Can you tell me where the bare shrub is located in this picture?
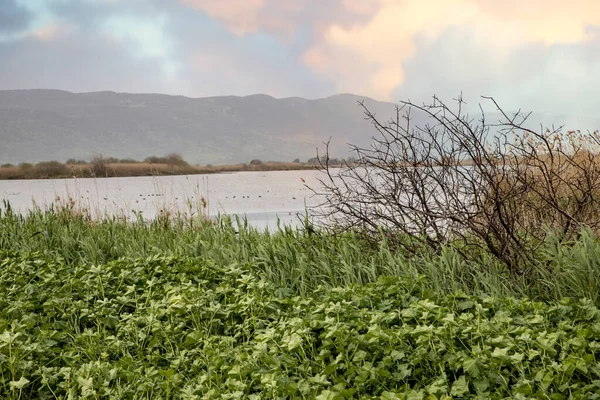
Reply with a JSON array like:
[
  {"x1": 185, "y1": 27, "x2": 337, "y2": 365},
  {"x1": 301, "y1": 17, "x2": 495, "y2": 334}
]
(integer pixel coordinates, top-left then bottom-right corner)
[
  {"x1": 311, "y1": 95, "x2": 600, "y2": 272},
  {"x1": 91, "y1": 155, "x2": 109, "y2": 177}
]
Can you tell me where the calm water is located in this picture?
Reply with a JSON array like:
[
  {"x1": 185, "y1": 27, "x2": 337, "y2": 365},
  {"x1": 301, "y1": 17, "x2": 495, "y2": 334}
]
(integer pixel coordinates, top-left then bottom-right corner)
[{"x1": 0, "y1": 170, "x2": 327, "y2": 230}]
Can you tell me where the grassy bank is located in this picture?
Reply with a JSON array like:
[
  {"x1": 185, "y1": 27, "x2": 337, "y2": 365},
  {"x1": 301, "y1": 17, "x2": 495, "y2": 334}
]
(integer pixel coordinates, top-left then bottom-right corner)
[
  {"x1": 0, "y1": 161, "x2": 318, "y2": 180},
  {"x1": 2, "y1": 206, "x2": 600, "y2": 398},
  {"x1": 3, "y1": 204, "x2": 600, "y2": 302}
]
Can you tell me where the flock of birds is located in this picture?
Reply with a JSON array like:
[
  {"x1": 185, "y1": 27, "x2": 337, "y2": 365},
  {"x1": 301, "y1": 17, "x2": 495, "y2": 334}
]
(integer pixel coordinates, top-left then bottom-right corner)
[{"x1": 132, "y1": 192, "x2": 297, "y2": 201}]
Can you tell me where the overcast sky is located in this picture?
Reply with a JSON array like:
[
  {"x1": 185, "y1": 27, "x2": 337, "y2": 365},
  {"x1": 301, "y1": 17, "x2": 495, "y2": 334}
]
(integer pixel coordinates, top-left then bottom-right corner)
[{"x1": 1, "y1": 0, "x2": 600, "y2": 115}]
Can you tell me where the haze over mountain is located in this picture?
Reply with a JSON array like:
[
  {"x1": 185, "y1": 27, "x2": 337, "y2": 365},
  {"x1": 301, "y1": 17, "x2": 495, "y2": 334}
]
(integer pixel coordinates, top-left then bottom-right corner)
[
  {"x1": 0, "y1": 89, "x2": 401, "y2": 165},
  {"x1": 1, "y1": 89, "x2": 599, "y2": 165}
]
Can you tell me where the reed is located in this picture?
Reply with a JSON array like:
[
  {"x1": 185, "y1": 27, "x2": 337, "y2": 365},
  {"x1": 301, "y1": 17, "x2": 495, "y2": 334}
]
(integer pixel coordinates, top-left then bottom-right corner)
[{"x1": 2, "y1": 201, "x2": 600, "y2": 303}]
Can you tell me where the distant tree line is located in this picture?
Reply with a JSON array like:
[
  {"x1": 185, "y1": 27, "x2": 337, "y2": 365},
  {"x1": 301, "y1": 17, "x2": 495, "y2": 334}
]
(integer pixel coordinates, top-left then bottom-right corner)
[
  {"x1": 0, "y1": 152, "x2": 356, "y2": 180},
  {"x1": 2, "y1": 153, "x2": 355, "y2": 170},
  {"x1": 0, "y1": 153, "x2": 194, "y2": 179},
  {"x1": 306, "y1": 155, "x2": 358, "y2": 166}
]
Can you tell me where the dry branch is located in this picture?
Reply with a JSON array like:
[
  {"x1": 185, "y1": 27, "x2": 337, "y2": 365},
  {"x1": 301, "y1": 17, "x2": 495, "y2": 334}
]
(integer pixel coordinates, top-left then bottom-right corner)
[{"x1": 310, "y1": 95, "x2": 600, "y2": 272}]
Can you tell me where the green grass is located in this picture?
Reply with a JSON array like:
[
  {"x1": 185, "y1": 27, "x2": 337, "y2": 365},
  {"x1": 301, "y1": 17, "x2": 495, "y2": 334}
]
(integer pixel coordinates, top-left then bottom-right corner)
[
  {"x1": 2, "y1": 203, "x2": 600, "y2": 302},
  {"x1": 3, "y1": 204, "x2": 600, "y2": 398}
]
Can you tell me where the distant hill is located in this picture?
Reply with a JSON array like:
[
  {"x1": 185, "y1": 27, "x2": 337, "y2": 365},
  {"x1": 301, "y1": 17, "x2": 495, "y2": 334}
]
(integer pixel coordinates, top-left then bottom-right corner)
[
  {"x1": 1, "y1": 89, "x2": 598, "y2": 165},
  {"x1": 0, "y1": 89, "x2": 398, "y2": 164}
]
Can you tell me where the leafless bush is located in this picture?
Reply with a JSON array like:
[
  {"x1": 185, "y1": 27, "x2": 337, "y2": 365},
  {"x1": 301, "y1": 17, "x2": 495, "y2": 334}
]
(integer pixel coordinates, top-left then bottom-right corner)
[
  {"x1": 311, "y1": 95, "x2": 600, "y2": 272},
  {"x1": 91, "y1": 155, "x2": 108, "y2": 177}
]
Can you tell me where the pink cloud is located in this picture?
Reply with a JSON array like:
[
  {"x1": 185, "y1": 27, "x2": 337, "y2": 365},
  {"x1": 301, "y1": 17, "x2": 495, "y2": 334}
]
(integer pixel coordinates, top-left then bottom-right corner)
[
  {"x1": 182, "y1": 0, "x2": 600, "y2": 100},
  {"x1": 181, "y1": 0, "x2": 380, "y2": 37},
  {"x1": 304, "y1": 0, "x2": 600, "y2": 100},
  {"x1": 182, "y1": 0, "x2": 266, "y2": 35},
  {"x1": 30, "y1": 24, "x2": 64, "y2": 41}
]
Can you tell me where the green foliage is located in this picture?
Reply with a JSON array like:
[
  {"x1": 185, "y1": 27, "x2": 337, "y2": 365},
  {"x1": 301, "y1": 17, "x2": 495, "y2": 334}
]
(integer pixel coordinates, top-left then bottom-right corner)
[
  {"x1": 2, "y1": 208, "x2": 600, "y2": 397},
  {"x1": 33, "y1": 161, "x2": 70, "y2": 178},
  {"x1": 65, "y1": 159, "x2": 88, "y2": 165},
  {"x1": 2, "y1": 251, "x2": 600, "y2": 398},
  {"x1": 144, "y1": 153, "x2": 189, "y2": 167},
  {"x1": 3, "y1": 206, "x2": 600, "y2": 301}
]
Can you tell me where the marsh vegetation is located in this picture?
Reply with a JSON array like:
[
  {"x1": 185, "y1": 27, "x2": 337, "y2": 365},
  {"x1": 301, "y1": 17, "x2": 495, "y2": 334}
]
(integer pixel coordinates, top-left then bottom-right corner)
[
  {"x1": 3, "y1": 204, "x2": 600, "y2": 398},
  {"x1": 0, "y1": 154, "x2": 323, "y2": 180},
  {"x1": 2, "y1": 96, "x2": 600, "y2": 398}
]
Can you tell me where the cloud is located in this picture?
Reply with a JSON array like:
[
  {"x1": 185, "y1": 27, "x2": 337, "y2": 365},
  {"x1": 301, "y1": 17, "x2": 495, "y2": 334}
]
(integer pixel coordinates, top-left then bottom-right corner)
[
  {"x1": 102, "y1": 14, "x2": 180, "y2": 78},
  {"x1": 2, "y1": 0, "x2": 600, "y2": 119},
  {"x1": 180, "y1": 0, "x2": 600, "y2": 100},
  {"x1": 181, "y1": 0, "x2": 380, "y2": 38},
  {"x1": 396, "y1": 24, "x2": 600, "y2": 116},
  {"x1": 0, "y1": 0, "x2": 332, "y2": 99},
  {"x1": 29, "y1": 23, "x2": 74, "y2": 41},
  {"x1": 0, "y1": 0, "x2": 33, "y2": 35},
  {"x1": 472, "y1": 0, "x2": 600, "y2": 45},
  {"x1": 0, "y1": 0, "x2": 185, "y2": 93},
  {"x1": 302, "y1": 0, "x2": 600, "y2": 100},
  {"x1": 181, "y1": 0, "x2": 266, "y2": 35},
  {"x1": 185, "y1": 38, "x2": 333, "y2": 98},
  {"x1": 0, "y1": 29, "x2": 175, "y2": 94}
]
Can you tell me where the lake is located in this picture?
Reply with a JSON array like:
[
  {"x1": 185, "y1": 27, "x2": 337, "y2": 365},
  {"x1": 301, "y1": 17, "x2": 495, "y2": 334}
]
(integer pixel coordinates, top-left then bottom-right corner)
[{"x1": 0, "y1": 170, "x2": 328, "y2": 230}]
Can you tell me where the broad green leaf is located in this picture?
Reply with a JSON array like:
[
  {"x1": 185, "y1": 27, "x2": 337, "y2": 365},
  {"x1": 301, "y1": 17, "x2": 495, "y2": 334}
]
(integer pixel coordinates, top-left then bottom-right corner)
[
  {"x1": 316, "y1": 390, "x2": 339, "y2": 400},
  {"x1": 463, "y1": 357, "x2": 482, "y2": 377},
  {"x1": 9, "y1": 377, "x2": 30, "y2": 390},
  {"x1": 451, "y1": 375, "x2": 470, "y2": 397}
]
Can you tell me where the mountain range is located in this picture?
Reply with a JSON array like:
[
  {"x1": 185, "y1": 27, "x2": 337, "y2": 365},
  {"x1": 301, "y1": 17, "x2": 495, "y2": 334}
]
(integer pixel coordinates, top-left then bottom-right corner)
[
  {"x1": 1, "y1": 89, "x2": 598, "y2": 165},
  {"x1": 0, "y1": 89, "x2": 398, "y2": 165}
]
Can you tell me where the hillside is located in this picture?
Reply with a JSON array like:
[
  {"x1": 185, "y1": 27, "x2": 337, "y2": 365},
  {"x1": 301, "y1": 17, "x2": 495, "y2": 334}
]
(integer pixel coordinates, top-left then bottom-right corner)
[
  {"x1": 0, "y1": 90, "x2": 397, "y2": 164},
  {"x1": 2, "y1": 89, "x2": 599, "y2": 165}
]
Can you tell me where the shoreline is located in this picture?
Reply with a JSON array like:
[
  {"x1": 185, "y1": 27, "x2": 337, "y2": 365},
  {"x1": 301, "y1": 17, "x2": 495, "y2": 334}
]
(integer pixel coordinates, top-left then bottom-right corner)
[{"x1": 0, "y1": 161, "x2": 321, "y2": 180}]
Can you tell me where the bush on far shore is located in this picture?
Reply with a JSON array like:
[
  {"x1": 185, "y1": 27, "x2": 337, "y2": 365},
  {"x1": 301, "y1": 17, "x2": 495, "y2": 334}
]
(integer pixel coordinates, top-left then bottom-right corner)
[{"x1": 0, "y1": 153, "x2": 318, "y2": 179}]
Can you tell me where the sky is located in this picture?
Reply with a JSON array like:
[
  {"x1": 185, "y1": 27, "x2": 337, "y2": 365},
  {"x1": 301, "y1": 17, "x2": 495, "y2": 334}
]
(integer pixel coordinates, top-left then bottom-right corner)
[{"x1": 1, "y1": 0, "x2": 600, "y2": 115}]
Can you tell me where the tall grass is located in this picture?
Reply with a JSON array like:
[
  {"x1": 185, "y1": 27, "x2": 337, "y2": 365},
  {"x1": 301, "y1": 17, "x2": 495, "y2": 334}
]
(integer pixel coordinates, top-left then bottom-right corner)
[{"x1": 2, "y1": 201, "x2": 600, "y2": 303}]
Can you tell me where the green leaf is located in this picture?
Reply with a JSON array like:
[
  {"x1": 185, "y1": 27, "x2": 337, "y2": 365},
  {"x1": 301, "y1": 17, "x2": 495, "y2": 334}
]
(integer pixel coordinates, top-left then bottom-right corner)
[
  {"x1": 286, "y1": 333, "x2": 303, "y2": 351},
  {"x1": 528, "y1": 349, "x2": 541, "y2": 360},
  {"x1": 491, "y1": 347, "x2": 510, "y2": 359},
  {"x1": 353, "y1": 350, "x2": 367, "y2": 362},
  {"x1": 472, "y1": 378, "x2": 489, "y2": 393},
  {"x1": 463, "y1": 357, "x2": 482, "y2": 377},
  {"x1": 549, "y1": 394, "x2": 566, "y2": 400},
  {"x1": 419, "y1": 299, "x2": 439, "y2": 311},
  {"x1": 458, "y1": 300, "x2": 475, "y2": 310},
  {"x1": 9, "y1": 377, "x2": 30, "y2": 390},
  {"x1": 528, "y1": 314, "x2": 544, "y2": 325},
  {"x1": 451, "y1": 375, "x2": 470, "y2": 397},
  {"x1": 427, "y1": 376, "x2": 447, "y2": 395},
  {"x1": 316, "y1": 390, "x2": 339, "y2": 400},
  {"x1": 0, "y1": 330, "x2": 19, "y2": 344},
  {"x1": 159, "y1": 368, "x2": 175, "y2": 378},
  {"x1": 510, "y1": 352, "x2": 524, "y2": 363}
]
